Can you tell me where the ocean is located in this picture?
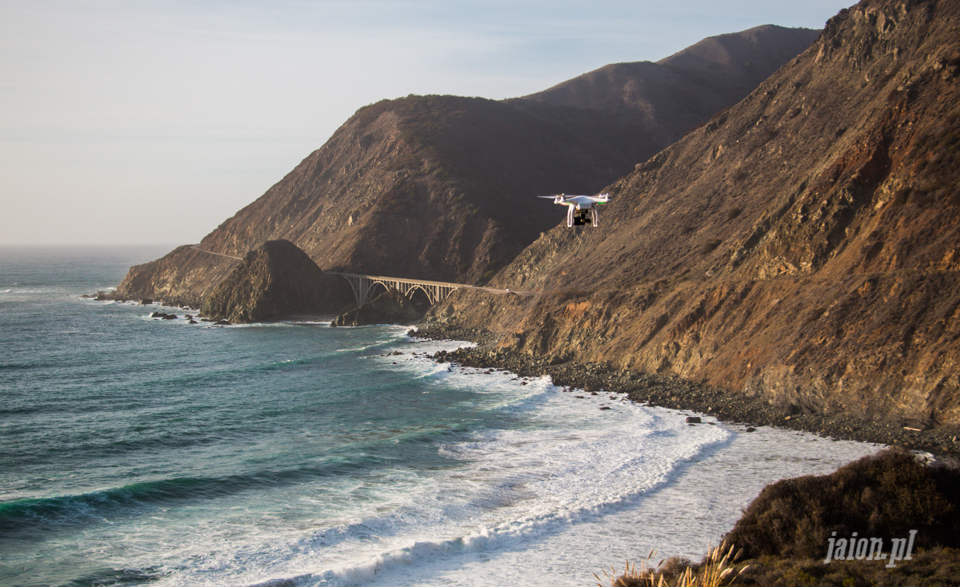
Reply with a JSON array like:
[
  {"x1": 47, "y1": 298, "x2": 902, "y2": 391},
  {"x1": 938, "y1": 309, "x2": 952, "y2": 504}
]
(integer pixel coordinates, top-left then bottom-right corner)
[{"x1": 0, "y1": 246, "x2": 882, "y2": 587}]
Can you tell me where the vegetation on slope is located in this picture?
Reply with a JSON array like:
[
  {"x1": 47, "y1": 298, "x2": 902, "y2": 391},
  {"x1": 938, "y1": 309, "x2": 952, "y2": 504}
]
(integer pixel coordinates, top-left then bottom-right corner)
[{"x1": 599, "y1": 449, "x2": 960, "y2": 586}]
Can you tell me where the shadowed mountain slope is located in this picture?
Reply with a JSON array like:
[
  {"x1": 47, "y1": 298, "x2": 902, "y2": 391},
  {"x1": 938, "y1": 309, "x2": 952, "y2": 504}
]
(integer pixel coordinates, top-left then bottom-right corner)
[
  {"x1": 435, "y1": 0, "x2": 960, "y2": 427},
  {"x1": 198, "y1": 97, "x2": 648, "y2": 282},
  {"x1": 521, "y1": 25, "x2": 820, "y2": 145},
  {"x1": 115, "y1": 97, "x2": 650, "y2": 305},
  {"x1": 114, "y1": 27, "x2": 819, "y2": 309}
]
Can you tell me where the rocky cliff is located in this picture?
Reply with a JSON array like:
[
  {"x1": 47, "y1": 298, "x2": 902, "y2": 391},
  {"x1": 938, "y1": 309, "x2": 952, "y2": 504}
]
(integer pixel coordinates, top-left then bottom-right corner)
[
  {"x1": 113, "y1": 26, "x2": 819, "y2": 310},
  {"x1": 200, "y1": 240, "x2": 352, "y2": 323},
  {"x1": 113, "y1": 245, "x2": 239, "y2": 309},
  {"x1": 433, "y1": 0, "x2": 960, "y2": 428}
]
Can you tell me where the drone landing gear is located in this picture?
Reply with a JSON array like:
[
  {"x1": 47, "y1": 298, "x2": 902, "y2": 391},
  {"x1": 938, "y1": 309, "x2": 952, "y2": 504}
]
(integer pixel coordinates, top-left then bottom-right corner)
[{"x1": 570, "y1": 209, "x2": 599, "y2": 227}]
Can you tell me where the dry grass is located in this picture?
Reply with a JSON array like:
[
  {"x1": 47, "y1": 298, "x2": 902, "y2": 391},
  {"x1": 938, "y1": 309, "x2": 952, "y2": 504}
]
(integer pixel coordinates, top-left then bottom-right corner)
[{"x1": 595, "y1": 543, "x2": 748, "y2": 587}]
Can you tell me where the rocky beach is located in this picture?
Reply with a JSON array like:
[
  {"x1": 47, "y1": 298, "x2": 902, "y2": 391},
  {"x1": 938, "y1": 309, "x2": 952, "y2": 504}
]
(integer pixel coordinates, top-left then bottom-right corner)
[
  {"x1": 411, "y1": 322, "x2": 960, "y2": 585},
  {"x1": 412, "y1": 323, "x2": 960, "y2": 459}
]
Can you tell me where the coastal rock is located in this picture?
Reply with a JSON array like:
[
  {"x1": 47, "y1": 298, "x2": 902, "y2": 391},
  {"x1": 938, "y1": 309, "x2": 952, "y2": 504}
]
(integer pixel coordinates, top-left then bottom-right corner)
[
  {"x1": 332, "y1": 288, "x2": 427, "y2": 326},
  {"x1": 112, "y1": 245, "x2": 240, "y2": 308},
  {"x1": 200, "y1": 240, "x2": 352, "y2": 324}
]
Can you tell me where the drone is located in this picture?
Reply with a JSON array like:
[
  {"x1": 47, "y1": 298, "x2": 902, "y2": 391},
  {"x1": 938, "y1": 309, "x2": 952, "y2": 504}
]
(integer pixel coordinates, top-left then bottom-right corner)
[{"x1": 539, "y1": 193, "x2": 611, "y2": 227}]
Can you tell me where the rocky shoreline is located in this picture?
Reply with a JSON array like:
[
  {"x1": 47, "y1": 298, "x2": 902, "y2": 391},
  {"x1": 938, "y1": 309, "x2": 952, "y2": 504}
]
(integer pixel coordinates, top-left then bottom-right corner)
[{"x1": 411, "y1": 324, "x2": 960, "y2": 459}]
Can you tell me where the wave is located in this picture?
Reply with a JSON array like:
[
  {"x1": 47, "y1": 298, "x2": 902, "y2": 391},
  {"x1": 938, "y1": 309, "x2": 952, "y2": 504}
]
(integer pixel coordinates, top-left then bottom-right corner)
[
  {"x1": 0, "y1": 453, "x2": 405, "y2": 536},
  {"x1": 227, "y1": 397, "x2": 734, "y2": 587},
  {"x1": 0, "y1": 361, "x2": 44, "y2": 371},
  {"x1": 249, "y1": 454, "x2": 712, "y2": 587},
  {"x1": 126, "y1": 349, "x2": 353, "y2": 392},
  {"x1": 62, "y1": 565, "x2": 165, "y2": 587},
  {"x1": 0, "y1": 407, "x2": 476, "y2": 538}
]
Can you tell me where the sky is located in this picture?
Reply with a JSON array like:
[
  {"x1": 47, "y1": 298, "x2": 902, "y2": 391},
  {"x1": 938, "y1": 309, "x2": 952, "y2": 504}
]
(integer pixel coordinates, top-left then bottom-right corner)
[{"x1": 1, "y1": 0, "x2": 856, "y2": 246}]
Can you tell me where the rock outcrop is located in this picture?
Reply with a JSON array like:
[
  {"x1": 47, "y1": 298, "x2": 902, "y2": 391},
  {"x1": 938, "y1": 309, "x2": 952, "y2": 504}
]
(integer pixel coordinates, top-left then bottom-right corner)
[
  {"x1": 113, "y1": 245, "x2": 240, "y2": 308},
  {"x1": 332, "y1": 289, "x2": 427, "y2": 327},
  {"x1": 431, "y1": 0, "x2": 960, "y2": 428},
  {"x1": 200, "y1": 240, "x2": 352, "y2": 323}
]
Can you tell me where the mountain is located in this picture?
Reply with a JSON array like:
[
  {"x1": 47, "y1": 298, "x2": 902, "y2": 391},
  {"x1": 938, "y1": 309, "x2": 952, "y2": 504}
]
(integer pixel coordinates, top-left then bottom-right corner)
[
  {"x1": 436, "y1": 0, "x2": 960, "y2": 428},
  {"x1": 112, "y1": 26, "x2": 820, "y2": 310},
  {"x1": 522, "y1": 25, "x2": 820, "y2": 144}
]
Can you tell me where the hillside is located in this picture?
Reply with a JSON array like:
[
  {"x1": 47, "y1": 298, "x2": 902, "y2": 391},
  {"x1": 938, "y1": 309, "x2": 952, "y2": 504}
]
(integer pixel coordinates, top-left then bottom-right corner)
[
  {"x1": 432, "y1": 0, "x2": 960, "y2": 429},
  {"x1": 114, "y1": 98, "x2": 650, "y2": 305},
  {"x1": 113, "y1": 27, "x2": 819, "y2": 308}
]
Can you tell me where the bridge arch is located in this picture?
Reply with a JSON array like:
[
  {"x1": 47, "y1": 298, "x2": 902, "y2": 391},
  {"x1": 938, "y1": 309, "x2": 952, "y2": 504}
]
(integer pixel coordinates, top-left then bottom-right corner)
[{"x1": 329, "y1": 272, "x2": 464, "y2": 308}]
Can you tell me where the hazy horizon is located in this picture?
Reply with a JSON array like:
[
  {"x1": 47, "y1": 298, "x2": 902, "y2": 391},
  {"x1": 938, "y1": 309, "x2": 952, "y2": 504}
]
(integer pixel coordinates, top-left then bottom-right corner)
[{"x1": 2, "y1": 0, "x2": 855, "y2": 246}]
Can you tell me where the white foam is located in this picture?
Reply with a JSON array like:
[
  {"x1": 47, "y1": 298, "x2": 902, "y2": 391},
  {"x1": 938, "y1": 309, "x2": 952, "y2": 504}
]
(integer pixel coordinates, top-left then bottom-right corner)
[{"x1": 106, "y1": 335, "x2": 882, "y2": 587}]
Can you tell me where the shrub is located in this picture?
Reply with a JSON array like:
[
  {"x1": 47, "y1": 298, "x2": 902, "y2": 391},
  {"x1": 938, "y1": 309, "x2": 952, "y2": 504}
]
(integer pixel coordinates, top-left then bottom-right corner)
[
  {"x1": 549, "y1": 288, "x2": 593, "y2": 303},
  {"x1": 723, "y1": 448, "x2": 960, "y2": 560}
]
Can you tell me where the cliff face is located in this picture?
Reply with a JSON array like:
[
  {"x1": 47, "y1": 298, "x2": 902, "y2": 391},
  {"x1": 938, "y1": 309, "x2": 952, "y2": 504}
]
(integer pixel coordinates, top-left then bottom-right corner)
[
  {"x1": 114, "y1": 27, "x2": 818, "y2": 308},
  {"x1": 114, "y1": 245, "x2": 240, "y2": 308},
  {"x1": 331, "y1": 289, "x2": 426, "y2": 327},
  {"x1": 436, "y1": 0, "x2": 960, "y2": 427}
]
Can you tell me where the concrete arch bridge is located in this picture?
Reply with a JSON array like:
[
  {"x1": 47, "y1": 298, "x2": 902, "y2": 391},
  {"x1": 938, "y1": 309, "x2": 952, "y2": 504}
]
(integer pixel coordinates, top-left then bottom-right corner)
[{"x1": 327, "y1": 272, "x2": 532, "y2": 308}]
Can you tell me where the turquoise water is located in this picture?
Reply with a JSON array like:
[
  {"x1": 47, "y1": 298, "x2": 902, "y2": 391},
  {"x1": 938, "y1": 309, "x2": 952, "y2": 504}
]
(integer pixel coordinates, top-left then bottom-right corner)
[{"x1": 0, "y1": 247, "x2": 882, "y2": 587}]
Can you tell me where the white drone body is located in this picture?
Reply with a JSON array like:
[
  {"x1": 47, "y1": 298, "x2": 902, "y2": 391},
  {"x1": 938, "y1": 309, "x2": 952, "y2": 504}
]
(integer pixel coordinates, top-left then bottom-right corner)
[{"x1": 539, "y1": 193, "x2": 611, "y2": 227}]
